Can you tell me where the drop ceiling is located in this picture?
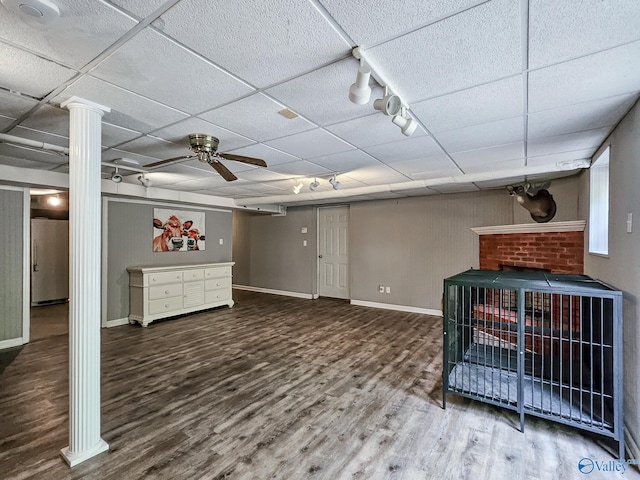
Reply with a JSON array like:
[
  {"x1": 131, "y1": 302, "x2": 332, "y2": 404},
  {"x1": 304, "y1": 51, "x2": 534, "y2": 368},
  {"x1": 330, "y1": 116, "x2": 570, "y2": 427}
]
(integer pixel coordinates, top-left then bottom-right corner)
[{"x1": 0, "y1": 0, "x2": 638, "y2": 208}]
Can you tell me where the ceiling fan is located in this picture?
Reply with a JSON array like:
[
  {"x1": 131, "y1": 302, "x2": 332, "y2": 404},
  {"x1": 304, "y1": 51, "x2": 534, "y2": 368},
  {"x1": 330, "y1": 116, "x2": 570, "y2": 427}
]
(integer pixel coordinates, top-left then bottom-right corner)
[{"x1": 143, "y1": 133, "x2": 267, "y2": 181}]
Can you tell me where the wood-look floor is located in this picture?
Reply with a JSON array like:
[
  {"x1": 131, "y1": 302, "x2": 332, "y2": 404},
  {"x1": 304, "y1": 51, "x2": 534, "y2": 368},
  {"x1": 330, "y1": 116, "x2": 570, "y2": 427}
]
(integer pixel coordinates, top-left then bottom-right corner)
[{"x1": 0, "y1": 291, "x2": 636, "y2": 480}]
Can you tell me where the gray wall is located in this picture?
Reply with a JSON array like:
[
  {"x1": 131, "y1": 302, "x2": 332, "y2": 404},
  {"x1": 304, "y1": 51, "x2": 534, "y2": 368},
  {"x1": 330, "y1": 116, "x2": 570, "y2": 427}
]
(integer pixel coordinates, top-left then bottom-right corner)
[
  {"x1": 232, "y1": 207, "x2": 317, "y2": 294},
  {"x1": 233, "y1": 178, "x2": 582, "y2": 310},
  {"x1": 0, "y1": 188, "x2": 24, "y2": 342},
  {"x1": 106, "y1": 199, "x2": 233, "y2": 321},
  {"x1": 578, "y1": 99, "x2": 640, "y2": 457}
]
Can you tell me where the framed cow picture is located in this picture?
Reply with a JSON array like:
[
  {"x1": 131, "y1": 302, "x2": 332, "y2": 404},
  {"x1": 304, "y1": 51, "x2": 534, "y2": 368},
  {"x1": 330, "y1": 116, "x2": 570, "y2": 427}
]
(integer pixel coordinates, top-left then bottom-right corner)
[{"x1": 152, "y1": 208, "x2": 206, "y2": 252}]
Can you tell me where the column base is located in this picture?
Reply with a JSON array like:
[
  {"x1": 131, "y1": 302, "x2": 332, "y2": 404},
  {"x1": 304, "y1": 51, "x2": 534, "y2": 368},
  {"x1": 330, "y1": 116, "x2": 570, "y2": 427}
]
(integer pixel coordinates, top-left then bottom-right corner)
[{"x1": 60, "y1": 438, "x2": 109, "y2": 467}]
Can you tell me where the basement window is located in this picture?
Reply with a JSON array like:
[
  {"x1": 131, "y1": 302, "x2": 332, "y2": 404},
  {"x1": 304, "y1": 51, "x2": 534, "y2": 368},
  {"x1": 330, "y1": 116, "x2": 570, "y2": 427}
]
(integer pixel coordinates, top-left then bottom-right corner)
[{"x1": 589, "y1": 147, "x2": 610, "y2": 255}]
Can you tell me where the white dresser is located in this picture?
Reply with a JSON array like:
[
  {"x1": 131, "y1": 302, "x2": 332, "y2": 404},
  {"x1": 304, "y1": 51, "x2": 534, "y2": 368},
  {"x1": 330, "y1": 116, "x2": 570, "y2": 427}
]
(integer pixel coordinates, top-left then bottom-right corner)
[{"x1": 127, "y1": 262, "x2": 234, "y2": 327}]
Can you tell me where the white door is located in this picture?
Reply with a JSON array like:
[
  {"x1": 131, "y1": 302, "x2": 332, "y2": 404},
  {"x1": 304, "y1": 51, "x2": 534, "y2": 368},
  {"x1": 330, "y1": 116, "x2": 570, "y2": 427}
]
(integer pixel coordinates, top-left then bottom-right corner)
[
  {"x1": 31, "y1": 218, "x2": 69, "y2": 304},
  {"x1": 318, "y1": 206, "x2": 349, "y2": 299}
]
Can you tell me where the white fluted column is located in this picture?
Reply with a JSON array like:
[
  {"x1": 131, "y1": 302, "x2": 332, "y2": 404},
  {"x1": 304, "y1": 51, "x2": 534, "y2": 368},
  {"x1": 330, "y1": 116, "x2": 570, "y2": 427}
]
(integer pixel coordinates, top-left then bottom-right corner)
[{"x1": 60, "y1": 96, "x2": 110, "y2": 467}]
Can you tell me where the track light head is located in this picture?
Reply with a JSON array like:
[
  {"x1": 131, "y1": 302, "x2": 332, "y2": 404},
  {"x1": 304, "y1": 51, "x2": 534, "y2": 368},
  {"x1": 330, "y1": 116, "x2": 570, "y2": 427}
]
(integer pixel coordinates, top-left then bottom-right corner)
[
  {"x1": 392, "y1": 113, "x2": 418, "y2": 137},
  {"x1": 373, "y1": 93, "x2": 402, "y2": 116},
  {"x1": 293, "y1": 182, "x2": 303, "y2": 194},
  {"x1": 348, "y1": 65, "x2": 372, "y2": 105},
  {"x1": 138, "y1": 174, "x2": 152, "y2": 188},
  {"x1": 309, "y1": 179, "x2": 320, "y2": 191},
  {"x1": 329, "y1": 176, "x2": 341, "y2": 190},
  {"x1": 111, "y1": 172, "x2": 123, "y2": 183}
]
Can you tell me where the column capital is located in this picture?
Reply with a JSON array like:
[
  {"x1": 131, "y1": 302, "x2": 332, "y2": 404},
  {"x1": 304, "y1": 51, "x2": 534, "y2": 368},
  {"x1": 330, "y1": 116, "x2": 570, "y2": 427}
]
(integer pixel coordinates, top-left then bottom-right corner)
[{"x1": 60, "y1": 96, "x2": 111, "y2": 115}]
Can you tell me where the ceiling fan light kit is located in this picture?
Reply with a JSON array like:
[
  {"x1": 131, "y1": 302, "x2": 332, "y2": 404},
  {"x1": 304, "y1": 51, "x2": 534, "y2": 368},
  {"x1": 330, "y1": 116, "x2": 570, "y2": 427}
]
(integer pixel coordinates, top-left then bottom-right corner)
[{"x1": 349, "y1": 47, "x2": 416, "y2": 137}]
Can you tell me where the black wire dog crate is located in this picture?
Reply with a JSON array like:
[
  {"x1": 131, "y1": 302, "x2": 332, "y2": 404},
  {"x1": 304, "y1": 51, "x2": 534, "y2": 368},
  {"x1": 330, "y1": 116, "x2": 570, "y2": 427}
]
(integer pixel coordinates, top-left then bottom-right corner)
[{"x1": 442, "y1": 269, "x2": 624, "y2": 458}]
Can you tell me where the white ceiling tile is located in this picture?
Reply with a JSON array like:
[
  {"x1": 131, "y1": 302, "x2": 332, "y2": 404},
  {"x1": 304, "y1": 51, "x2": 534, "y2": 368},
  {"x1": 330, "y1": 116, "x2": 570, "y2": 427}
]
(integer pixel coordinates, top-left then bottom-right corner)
[
  {"x1": 182, "y1": 158, "x2": 257, "y2": 175},
  {"x1": 114, "y1": 135, "x2": 187, "y2": 161},
  {"x1": 102, "y1": 123, "x2": 144, "y2": 148},
  {"x1": 365, "y1": 0, "x2": 521, "y2": 102},
  {"x1": 527, "y1": 94, "x2": 638, "y2": 139},
  {"x1": 363, "y1": 135, "x2": 444, "y2": 163},
  {"x1": 109, "y1": 0, "x2": 168, "y2": 19},
  {"x1": 526, "y1": 148, "x2": 596, "y2": 168},
  {"x1": 150, "y1": 117, "x2": 255, "y2": 152},
  {"x1": 306, "y1": 149, "x2": 380, "y2": 172},
  {"x1": 0, "y1": 152, "x2": 56, "y2": 169},
  {"x1": 451, "y1": 142, "x2": 524, "y2": 166},
  {"x1": 266, "y1": 58, "x2": 384, "y2": 126},
  {"x1": 0, "y1": 42, "x2": 77, "y2": 97},
  {"x1": 434, "y1": 117, "x2": 524, "y2": 153},
  {"x1": 92, "y1": 28, "x2": 253, "y2": 114},
  {"x1": 157, "y1": 0, "x2": 350, "y2": 88},
  {"x1": 529, "y1": 0, "x2": 640, "y2": 70},
  {"x1": 460, "y1": 158, "x2": 525, "y2": 174},
  {"x1": 527, "y1": 128, "x2": 610, "y2": 158},
  {"x1": 341, "y1": 164, "x2": 409, "y2": 185},
  {"x1": 224, "y1": 143, "x2": 299, "y2": 166},
  {"x1": 0, "y1": 115, "x2": 14, "y2": 130},
  {"x1": 0, "y1": 142, "x2": 66, "y2": 165},
  {"x1": 322, "y1": 0, "x2": 482, "y2": 46},
  {"x1": 17, "y1": 104, "x2": 68, "y2": 136},
  {"x1": 55, "y1": 75, "x2": 188, "y2": 133},
  {"x1": 325, "y1": 112, "x2": 427, "y2": 148},
  {"x1": 265, "y1": 129, "x2": 354, "y2": 159},
  {"x1": 474, "y1": 175, "x2": 525, "y2": 189},
  {"x1": 0, "y1": 1, "x2": 137, "y2": 69},
  {"x1": 234, "y1": 168, "x2": 291, "y2": 183},
  {"x1": 390, "y1": 155, "x2": 458, "y2": 176},
  {"x1": 408, "y1": 167, "x2": 463, "y2": 181},
  {"x1": 411, "y1": 76, "x2": 523, "y2": 133},
  {"x1": 529, "y1": 41, "x2": 640, "y2": 112},
  {"x1": 10, "y1": 125, "x2": 68, "y2": 148},
  {"x1": 0, "y1": 91, "x2": 38, "y2": 118},
  {"x1": 198, "y1": 93, "x2": 316, "y2": 141},
  {"x1": 268, "y1": 160, "x2": 333, "y2": 177}
]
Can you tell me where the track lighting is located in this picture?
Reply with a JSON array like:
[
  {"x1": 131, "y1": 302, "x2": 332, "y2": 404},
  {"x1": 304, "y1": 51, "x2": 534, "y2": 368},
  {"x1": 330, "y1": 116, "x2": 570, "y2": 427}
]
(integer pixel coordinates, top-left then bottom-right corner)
[
  {"x1": 392, "y1": 108, "x2": 418, "y2": 137},
  {"x1": 138, "y1": 174, "x2": 152, "y2": 188},
  {"x1": 374, "y1": 88, "x2": 401, "y2": 116},
  {"x1": 309, "y1": 178, "x2": 320, "y2": 191},
  {"x1": 292, "y1": 182, "x2": 304, "y2": 194},
  {"x1": 329, "y1": 175, "x2": 340, "y2": 190},
  {"x1": 348, "y1": 64, "x2": 372, "y2": 105},
  {"x1": 111, "y1": 167, "x2": 123, "y2": 183}
]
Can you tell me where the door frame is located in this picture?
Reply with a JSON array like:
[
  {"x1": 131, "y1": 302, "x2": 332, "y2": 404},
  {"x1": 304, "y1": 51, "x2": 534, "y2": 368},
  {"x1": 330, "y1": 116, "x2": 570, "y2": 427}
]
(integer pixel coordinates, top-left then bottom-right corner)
[{"x1": 316, "y1": 205, "x2": 350, "y2": 299}]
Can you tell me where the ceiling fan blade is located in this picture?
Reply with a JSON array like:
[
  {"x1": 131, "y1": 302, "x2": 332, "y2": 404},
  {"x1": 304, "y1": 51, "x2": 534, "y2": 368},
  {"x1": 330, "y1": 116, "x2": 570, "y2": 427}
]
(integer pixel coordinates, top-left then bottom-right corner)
[
  {"x1": 209, "y1": 160, "x2": 238, "y2": 181},
  {"x1": 218, "y1": 152, "x2": 267, "y2": 167},
  {"x1": 143, "y1": 155, "x2": 194, "y2": 168}
]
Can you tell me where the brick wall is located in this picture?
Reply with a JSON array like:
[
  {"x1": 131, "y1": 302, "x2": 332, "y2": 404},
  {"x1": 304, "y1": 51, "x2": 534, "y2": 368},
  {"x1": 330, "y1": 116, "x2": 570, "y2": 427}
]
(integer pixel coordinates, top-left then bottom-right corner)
[{"x1": 479, "y1": 231, "x2": 584, "y2": 274}]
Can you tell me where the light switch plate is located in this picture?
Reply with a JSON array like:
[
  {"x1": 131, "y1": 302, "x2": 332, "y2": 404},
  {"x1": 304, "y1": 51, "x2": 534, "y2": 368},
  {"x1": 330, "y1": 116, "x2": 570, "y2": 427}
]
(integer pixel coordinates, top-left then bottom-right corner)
[{"x1": 301, "y1": 227, "x2": 308, "y2": 234}]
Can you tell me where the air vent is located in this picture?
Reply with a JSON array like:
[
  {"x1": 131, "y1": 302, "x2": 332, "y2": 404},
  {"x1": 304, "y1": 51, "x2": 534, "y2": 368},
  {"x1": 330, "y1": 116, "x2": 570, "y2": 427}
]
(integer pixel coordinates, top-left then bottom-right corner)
[{"x1": 278, "y1": 108, "x2": 298, "y2": 119}]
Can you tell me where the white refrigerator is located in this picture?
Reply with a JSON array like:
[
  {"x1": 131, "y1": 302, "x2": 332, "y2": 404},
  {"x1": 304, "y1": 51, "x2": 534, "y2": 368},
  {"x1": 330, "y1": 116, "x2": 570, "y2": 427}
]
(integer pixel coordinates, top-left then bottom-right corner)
[{"x1": 31, "y1": 218, "x2": 69, "y2": 305}]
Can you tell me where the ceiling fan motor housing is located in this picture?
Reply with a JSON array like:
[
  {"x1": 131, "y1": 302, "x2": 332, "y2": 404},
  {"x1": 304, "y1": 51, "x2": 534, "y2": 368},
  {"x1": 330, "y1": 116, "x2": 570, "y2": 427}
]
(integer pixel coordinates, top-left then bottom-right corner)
[{"x1": 189, "y1": 133, "x2": 219, "y2": 154}]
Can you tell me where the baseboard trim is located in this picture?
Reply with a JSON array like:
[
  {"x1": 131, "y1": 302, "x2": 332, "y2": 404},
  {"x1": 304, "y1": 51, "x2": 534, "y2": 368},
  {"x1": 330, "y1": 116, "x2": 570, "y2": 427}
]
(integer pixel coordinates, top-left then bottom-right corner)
[
  {"x1": 232, "y1": 284, "x2": 315, "y2": 300},
  {"x1": 0, "y1": 337, "x2": 24, "y2": 350},
  {"x1": 350, "y1": 299, "x2": 442, "y2": 316},
  {"x1": 106, "y1": 317, "x2": 130, "y2": 328}
]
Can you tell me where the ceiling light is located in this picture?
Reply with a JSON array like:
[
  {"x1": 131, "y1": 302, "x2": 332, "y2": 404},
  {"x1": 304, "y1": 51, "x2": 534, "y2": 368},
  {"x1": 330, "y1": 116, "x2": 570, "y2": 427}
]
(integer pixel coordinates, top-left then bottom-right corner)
[
  {"x1": 111, "y1": 167, "x2": 123, "y2": 183},
  {"x1": 329, "y1": 175, "x2": 340, "y2": 190},
  {"x1": 348, "y1": 64, "x2": 372, "y2": 105},
  {"x1": 374, "y1": 88, "x2": 402, "y2": 116},
  {"x1": 138, "y1": 174, "x2": 152, "y2": 188},
  {"x1": 309, "y1": 178, "x2": 320, "y2": 191},
  {"x1": 1, "y1": 0, "x2": 60, "y2": 25},
  {"x1": 293, "y1": 182, "x2": 304, "y2": 194},
  {"x1": 47, "y1": 194, "x2": 61, "y2": 206},
  {"x1": 392, "y1": 109, "x2": 418, "y2": 137}
]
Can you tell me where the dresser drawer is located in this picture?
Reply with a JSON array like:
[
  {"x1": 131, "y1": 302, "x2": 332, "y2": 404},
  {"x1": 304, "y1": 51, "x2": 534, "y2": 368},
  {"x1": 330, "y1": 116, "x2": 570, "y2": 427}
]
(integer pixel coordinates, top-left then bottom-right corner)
[
  {"x1": 148, "y1": 271, "x2": 183, "y2": 286},
  {"x1": 149, "y1": 296, "x2": 183, "y2": 315},
  {"x1": 205, "y1": 288, "x2": 230, "y2": 304},
  {"x1": 205, "y1": 277, "x2": 231, "y2": 291},
  {"x1": 148, "y1": 283, "x2": 182, "y2": 301},
  {"x1": 205, "y1": 267, "x2": 231, "y2": 279},
  {"x1": 183, "y1": 269, "x2": 205, "y2": 282}
]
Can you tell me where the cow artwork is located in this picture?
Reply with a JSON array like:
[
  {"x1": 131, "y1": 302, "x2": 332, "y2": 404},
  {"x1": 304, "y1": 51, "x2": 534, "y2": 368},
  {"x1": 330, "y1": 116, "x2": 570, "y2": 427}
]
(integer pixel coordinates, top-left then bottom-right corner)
[{"x1": 152, "y1": 209, "x2": 206, "y2": 252}]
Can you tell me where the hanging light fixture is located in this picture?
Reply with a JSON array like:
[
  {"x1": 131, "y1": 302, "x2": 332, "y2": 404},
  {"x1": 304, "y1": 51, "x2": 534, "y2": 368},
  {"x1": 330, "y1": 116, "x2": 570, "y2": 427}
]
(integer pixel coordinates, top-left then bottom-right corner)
[
  {"x1": 47, "y1": 193, "x2": 61, "y2": 206},
  {"x1": 392, "y1": 108, "x2": 418, "y2": 137},
  {"x1": 329, "y1": 175, "x2": 341, "y2": 190},
  {"x1": 348, "y1": 63, "x2": 372, "y2": 105},
  {"x1": 111, "y1": 167, "x2": 123, "y2": 183},
  {"x1": 373, "y1": 87, "x2": 402, "y2": 116},
  {"x1": 138, "y1": 174, "x2": 152, "y2": 187},
  {"x1": 292, "y1": 181, "x2": 304, "y2": 194},
  {"x1": 309, "y1": 178, "x2": 320, "y2": 191}
]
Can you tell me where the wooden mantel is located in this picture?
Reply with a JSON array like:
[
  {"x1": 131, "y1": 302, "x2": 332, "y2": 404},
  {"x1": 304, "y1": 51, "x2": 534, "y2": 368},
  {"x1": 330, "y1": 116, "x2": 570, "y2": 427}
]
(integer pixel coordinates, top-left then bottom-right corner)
[{"x1": 471, "y1": 220, "x2": 586, "y2": 236}]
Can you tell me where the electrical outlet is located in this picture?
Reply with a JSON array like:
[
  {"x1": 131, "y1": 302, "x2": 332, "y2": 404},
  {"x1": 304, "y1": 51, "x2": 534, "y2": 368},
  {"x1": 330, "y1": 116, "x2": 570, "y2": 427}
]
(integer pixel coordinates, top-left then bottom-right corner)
[
  {"x1": 627, "y1": 213, "x2": 633, "y2": 233},
  {"x1": 219, "y1": 238, "x2": 223, "y2": 245},
  {"x1": 385, "y1": 286, "x2": 391, "y2": 294},
  {"x1": 303, "y1": 240, "x2": 307, "y2": 247},
  {"x1": 379, "y1": 285, "x2": 384, "y2": 293}
]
